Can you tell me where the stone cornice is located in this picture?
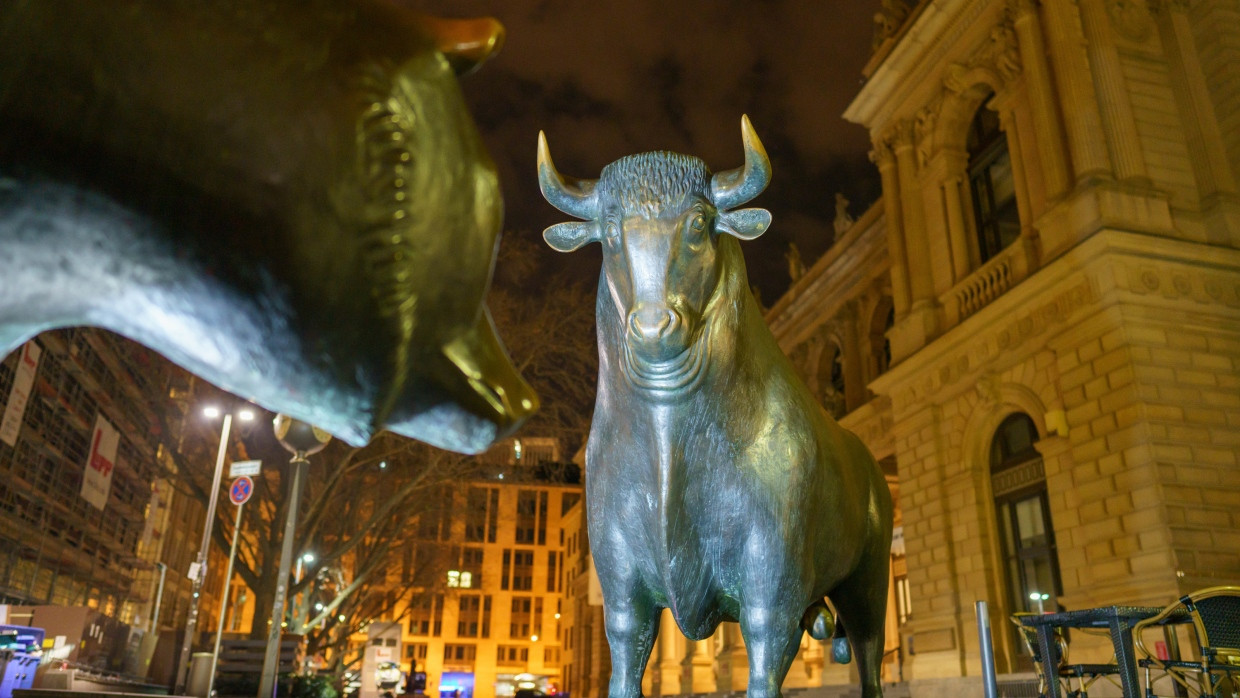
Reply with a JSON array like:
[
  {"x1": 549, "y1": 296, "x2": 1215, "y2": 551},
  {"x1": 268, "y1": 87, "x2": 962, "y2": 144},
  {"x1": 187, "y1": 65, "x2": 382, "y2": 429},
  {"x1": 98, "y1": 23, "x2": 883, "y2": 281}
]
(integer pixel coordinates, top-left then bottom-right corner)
[
  {"x1": 869, "y1": 229, "x2": 1240, "y2": 417},
  {"x1": 766, "y1": 201, "x2": 890, "y2": 346},
  {"x1": 844, "y1": 0, "x2": 1002, "y2": 132}
]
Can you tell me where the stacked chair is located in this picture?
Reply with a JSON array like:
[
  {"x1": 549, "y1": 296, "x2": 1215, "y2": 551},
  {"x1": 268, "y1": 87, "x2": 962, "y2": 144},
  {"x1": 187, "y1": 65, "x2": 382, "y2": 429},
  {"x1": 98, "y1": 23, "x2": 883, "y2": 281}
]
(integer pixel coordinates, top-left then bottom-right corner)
[
  {"x1": 1135, "y1": 586, "x2": 1240, "y2": 698},
  {"x1": 1011, "y1": 613, "x2": 1122, "y2": 698}
]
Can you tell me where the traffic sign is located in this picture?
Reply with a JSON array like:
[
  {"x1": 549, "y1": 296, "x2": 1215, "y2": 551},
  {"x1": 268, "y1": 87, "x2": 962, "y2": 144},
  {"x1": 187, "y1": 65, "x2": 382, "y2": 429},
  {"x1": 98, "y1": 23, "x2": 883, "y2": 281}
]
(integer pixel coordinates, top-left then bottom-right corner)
[
  {"x1": 229, "y1": 459, "x2": 261, "y2": 477},
  {"x1": 229, "y1": 476, "x2": 254, "y2": 506}
]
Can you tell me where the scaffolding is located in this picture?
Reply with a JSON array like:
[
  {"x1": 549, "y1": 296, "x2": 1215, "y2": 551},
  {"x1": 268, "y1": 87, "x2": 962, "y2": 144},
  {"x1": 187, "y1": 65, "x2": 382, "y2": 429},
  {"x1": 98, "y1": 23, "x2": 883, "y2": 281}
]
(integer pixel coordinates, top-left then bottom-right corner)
[{"x1": 0, "y1": 329, "x2": 179, "y2": 623}]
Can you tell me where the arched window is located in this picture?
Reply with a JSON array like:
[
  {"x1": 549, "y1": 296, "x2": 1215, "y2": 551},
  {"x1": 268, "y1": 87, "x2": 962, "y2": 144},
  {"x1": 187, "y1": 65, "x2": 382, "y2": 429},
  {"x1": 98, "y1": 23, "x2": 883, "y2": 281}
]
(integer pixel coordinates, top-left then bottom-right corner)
[
  {"x1": 967, "y1": 100, "x2": 1020, "y2": 264},
  {"x1": 991, "y1": 414, "x2": 1062, "y2": 627}
]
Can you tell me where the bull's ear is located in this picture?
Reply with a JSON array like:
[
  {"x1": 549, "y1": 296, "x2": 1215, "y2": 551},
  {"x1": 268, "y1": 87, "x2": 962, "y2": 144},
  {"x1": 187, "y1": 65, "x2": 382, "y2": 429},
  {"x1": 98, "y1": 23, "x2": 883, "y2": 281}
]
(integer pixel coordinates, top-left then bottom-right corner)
[
  {"x1": 543, "y1": 221, "x2": 598, "y2": 252},
  {"x1": 717, "y1": 208, "x2": 771, "y2": 240}
]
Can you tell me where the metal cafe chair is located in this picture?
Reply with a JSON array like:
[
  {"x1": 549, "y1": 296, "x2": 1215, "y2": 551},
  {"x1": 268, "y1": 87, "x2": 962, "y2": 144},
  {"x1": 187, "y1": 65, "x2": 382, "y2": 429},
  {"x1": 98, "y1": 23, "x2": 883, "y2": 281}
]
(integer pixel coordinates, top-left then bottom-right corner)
[
  {"x1": 1135, "y1": 586, "x2": 1240, "y2": 698},
  {"x1": 1012, "y1": 613, "x2": 1122, "y2": 698}
]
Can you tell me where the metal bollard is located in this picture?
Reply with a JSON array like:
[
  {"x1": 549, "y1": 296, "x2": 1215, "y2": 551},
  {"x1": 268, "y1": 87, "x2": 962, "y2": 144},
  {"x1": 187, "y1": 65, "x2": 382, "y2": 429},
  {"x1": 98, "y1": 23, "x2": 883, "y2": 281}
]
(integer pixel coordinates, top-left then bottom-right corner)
[{"x1": 977, "y1": 600, "x2": 998, "y2": 698}]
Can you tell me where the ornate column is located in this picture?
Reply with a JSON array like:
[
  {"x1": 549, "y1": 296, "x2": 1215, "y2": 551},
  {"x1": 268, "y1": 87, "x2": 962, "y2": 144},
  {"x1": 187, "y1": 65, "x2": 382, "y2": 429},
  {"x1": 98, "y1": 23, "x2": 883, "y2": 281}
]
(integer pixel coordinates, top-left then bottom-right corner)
[
  {"x1": 937, "y1": 148, "x2": 972, "y2": 282},
  {"x1": 1010, "y1": 0, "x2": 1071, "y2": 199},
  {"x1": 1152, "y1": 0, "x2": 1239, "y2": 200},
  {"x1": 995, "y1": 105, "x2": 1034, "y2": 237},
  {"x1": 658, "y1": 611, "x2": 680, "y2": 696},
  {"x1": 841, "y1": 301, "x2": 867, "y2": 411},
  {"x1": 891, "y1": 120, "x2": 935, "y2": 309},
  {"x1": 1077, "y1": 0, "x2": 1150, "y2": 184},
  {"x1": 872, "y1": 135, "x2": 912, "y2": 317},
  {"x1": 1042, "y1": 0, "x2": 1114, "y2": 181}
]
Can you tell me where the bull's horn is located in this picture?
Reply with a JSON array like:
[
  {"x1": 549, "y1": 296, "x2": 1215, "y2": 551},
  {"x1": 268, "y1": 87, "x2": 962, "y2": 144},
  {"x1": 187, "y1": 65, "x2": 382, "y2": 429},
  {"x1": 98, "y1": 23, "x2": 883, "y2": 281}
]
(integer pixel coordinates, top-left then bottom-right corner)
[
  {"x1": 711, "y1": 114, "x2": 772, "y2": 211},
  {"x1": 537, "y1": 131, "x2": 598, "y2": 220},
  {"x1": 416, "y1": 16, "x2": 506, "y2": 76}
]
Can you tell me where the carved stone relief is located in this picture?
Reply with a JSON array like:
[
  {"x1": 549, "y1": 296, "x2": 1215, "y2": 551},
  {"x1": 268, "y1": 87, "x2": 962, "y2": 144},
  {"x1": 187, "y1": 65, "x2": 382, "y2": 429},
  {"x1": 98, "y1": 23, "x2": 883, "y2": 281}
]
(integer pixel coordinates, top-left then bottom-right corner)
[{"x1": 1107, "y1": 0, "x2": 1153, "y2": 41}]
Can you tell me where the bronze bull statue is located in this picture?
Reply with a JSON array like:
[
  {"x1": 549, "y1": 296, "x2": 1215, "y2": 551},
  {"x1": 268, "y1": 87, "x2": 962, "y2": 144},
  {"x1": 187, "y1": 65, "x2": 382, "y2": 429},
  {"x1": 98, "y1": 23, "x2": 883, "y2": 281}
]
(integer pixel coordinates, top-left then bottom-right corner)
[
  {"x1": 0, "y1": 0, "x2": 536, "y2": 453},
  {"x1": 537, "y1": 116, "x2": 893, "y2": 698}
]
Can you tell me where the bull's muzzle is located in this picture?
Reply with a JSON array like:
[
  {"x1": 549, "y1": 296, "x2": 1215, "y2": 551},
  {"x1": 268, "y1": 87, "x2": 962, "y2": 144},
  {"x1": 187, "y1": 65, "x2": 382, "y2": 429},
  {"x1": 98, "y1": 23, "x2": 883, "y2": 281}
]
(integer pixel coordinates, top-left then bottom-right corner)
[{"x1": 627, "y1": 303, "x2": 688, "y2": 361}]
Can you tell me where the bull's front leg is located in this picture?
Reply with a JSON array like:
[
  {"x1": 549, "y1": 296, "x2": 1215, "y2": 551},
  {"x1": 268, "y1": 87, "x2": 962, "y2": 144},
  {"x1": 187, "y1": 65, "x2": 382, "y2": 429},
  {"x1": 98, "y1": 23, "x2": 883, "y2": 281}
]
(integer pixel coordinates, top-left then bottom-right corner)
[{"x1": 603, "y1": 593, "x2": 660, "y2": 698}]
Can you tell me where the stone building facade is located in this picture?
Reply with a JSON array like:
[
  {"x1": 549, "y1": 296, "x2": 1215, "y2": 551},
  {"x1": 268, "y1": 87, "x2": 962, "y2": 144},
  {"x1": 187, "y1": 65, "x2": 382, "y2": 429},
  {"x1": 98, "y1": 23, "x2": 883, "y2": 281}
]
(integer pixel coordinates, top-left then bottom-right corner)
[{"x1": 771, "y1": 0, "x2": 1240, "y2": 692}]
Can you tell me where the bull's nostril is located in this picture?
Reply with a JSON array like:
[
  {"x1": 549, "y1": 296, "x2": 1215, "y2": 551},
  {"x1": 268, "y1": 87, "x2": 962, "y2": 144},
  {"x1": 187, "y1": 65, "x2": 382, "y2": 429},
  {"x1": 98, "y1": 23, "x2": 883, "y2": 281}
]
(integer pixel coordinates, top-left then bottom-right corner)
[{"x1": 630, "y1": 306, "x2": 676, "y2": 340}]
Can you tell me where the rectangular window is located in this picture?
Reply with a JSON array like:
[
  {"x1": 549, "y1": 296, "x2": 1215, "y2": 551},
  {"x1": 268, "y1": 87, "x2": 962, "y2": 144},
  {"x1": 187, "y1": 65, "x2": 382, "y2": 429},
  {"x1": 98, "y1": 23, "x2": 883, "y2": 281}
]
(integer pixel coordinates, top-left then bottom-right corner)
[
  {"x1": 512, "y1": 549, "x2": 534, "y2": 591},
  {"x1": 561, "y1": 492, "x2": 580, "y2": 516},
  {"x1": 462, "y1": 547, "x2": 484, "y2": 588},
  {"x1": 544, "y1": 647, "x2": 561, "y2": 667},
  {"x1": 482, "y1": 595, "x2": 492, "y2": 639},
  {"x1": 442, "y1": 644, "x2": 476, "y2": 664},
  {"x1": 432, "y1": 593, "x2": 443, "y2": 636},
  {"x1": 510, "y1": 597, "x2": 532, "y2": 638},
  {"x1": 465, "y1": 487, "x2": 490, "y2": 542},
  {"x1": 502, "y1": 548, "x2": 535, "y2": 591},
  {"x1": 547, "y1": 550, "x2": 558, "y2": 593},
  {"x1": 488, "y1": 489, "x2": 499, "y2": 543},
  {"x1": 405, "y1": 643, "x2": 428, "y2": 661},
  {"x1": 408, "y1": 594, "x2": 435, "y2": 636},
  {"x1": 458, "y1": 595, "x2": 482, "y2": 638},
  {"x1": 496, "y1": 645, "x2": 529, "y2": 666},
  {"x1": 537, "y1": 491, "x2": 548, "y2": 545},
  {"x1": 516, "y1": 490, "x2": 538, "y2": 544},
  {"x1": 534, "y1": 597, "x2": 543, "y2": 636},
  {"x1": 416, "y1": 485, "x2": 453, "y2": 541},
  {"x1": 501, "y1": 549, "x2": 511, "y2": 591}
]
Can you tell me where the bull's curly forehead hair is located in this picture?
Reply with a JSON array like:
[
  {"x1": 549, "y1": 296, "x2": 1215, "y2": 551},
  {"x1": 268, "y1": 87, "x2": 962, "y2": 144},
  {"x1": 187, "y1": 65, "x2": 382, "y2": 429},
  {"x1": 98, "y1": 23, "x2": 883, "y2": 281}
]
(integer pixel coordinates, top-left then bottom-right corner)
[{"x1": 598, "y1": 151, "x2": 710, "y2": 217}]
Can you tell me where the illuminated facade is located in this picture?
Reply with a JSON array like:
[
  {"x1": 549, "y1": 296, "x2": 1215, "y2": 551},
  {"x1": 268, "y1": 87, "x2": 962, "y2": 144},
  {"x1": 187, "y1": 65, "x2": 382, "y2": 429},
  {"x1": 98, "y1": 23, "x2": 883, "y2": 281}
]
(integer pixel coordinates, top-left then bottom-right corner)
[
  {"x1": 394, "y1": 438, "x2": 582, "y2": 698},
  {"x1": 771, "y1": 0, "x2": 1240, "y2": 694}
]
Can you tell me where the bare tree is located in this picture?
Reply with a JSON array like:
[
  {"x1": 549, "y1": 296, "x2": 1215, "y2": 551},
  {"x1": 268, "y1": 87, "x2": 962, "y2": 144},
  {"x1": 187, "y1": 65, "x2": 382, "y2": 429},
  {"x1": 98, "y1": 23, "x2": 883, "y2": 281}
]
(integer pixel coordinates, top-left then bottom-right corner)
[{"x1": 487, "y1": 232, "x2": 598, "y2": 455}]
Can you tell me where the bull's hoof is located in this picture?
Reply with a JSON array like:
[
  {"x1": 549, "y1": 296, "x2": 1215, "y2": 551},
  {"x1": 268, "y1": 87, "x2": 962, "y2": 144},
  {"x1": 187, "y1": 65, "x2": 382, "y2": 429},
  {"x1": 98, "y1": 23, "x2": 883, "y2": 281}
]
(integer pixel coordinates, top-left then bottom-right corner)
[{"x1": 832, "y1": 637, "x2": 852, "y2": 664}]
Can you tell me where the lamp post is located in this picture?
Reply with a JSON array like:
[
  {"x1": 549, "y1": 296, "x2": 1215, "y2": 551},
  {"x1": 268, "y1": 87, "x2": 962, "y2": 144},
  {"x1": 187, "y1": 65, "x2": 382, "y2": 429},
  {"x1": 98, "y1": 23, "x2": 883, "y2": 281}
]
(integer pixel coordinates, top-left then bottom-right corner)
[
  {"x1": 258, "y1": 414, "x2": 330, "y2": 698},
  {"x1": 174, "y1": 405, "x2": 255, "y2": 694}
]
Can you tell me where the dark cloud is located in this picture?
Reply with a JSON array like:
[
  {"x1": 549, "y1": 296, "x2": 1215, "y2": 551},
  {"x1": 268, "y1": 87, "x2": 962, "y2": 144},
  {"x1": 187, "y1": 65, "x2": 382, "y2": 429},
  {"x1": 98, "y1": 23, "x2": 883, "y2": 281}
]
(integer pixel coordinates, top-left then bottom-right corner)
[{"x1": 416, "y1": 0, "x2": 881, "y2": 298}]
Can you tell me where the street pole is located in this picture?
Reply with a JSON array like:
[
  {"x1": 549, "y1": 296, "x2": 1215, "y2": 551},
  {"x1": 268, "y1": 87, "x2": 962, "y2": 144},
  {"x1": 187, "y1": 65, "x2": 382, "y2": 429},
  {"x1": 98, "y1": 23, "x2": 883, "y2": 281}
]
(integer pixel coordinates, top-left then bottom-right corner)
[
  {"x1": 150, "y1": 562, "x2": 167, "y2": 633},
  {"x1": 176, "y1": 412, "x2": 232, "y2": 694},
  {"x1": 208, "y1": 499, "x2": 245, "y2": 698},
  {"x1": 257, "y1": 452, "x2": 309, "y2": 698}
]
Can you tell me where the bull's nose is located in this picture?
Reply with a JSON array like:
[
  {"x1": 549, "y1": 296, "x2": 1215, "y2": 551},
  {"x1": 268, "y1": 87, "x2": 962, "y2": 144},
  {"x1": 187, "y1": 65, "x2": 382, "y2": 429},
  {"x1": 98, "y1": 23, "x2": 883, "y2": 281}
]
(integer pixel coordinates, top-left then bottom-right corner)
[{"x1": 629, "y1": 304, "x2": 679, "y2": 341}]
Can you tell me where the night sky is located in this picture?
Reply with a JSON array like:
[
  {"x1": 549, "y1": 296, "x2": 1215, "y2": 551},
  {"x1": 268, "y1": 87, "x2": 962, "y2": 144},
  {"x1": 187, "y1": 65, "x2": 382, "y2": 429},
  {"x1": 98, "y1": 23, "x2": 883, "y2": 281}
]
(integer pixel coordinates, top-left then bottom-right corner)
[{"x1": 418, "y1": 0, "x2": 883, "y2": 300}]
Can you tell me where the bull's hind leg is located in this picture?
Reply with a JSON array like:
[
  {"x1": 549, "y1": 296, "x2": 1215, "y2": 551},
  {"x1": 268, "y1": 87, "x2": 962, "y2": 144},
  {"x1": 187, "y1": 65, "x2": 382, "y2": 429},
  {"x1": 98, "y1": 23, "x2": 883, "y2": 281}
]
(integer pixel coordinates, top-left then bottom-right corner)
[
  {"x1": 603, "y1": 593, "x2": 660, "y2": 698},
  {"x1": 739, "y1": 603, "x2": 804, "y2": 698},
  {"x1": 828, "y1": 547, "x2": 892, "y2": 698}
]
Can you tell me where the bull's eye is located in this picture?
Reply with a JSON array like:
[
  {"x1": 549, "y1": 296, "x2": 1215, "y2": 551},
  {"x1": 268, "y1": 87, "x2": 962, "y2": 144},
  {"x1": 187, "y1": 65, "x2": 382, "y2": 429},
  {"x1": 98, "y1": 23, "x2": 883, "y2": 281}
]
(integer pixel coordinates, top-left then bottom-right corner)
[
  {"x1": 605, "y1": 221, "x2": 619, "y2": 241},
  {"x1": 690, "y1": 214, "x2": 707, "y2": 232}
]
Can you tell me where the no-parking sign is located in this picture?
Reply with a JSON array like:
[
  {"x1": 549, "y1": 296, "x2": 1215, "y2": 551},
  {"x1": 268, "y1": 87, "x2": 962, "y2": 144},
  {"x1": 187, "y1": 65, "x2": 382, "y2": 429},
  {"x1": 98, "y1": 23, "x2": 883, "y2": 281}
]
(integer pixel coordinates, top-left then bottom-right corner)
[{"x1": 229, "y1": 476, "x2": 254, "y2": 506}]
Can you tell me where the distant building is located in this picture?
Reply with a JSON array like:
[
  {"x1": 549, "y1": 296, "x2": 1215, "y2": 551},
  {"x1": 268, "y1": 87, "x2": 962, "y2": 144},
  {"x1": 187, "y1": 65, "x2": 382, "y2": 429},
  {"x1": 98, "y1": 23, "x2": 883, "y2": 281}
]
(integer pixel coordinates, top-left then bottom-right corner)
[
  {"x1": 389, "y1": 438, "x2": 582, "y2": 698},
  {"x1": 0, "y1": 329, "x2": 204, "y2": 637}
]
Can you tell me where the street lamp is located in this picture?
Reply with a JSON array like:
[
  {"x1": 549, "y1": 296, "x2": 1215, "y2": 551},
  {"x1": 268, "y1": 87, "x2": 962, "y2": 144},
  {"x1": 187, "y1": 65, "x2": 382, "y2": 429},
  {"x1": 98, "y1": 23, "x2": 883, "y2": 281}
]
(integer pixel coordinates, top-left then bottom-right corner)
[
  {"x1": 174, "y1": 404, "x2": 256, "y2": 694},
  {"x1": 1029, "y1": 591, "x2": 1050, "y2": 614},
  {"x1": 296, "y1": 552, "x2": 315, "y2": 583}
]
